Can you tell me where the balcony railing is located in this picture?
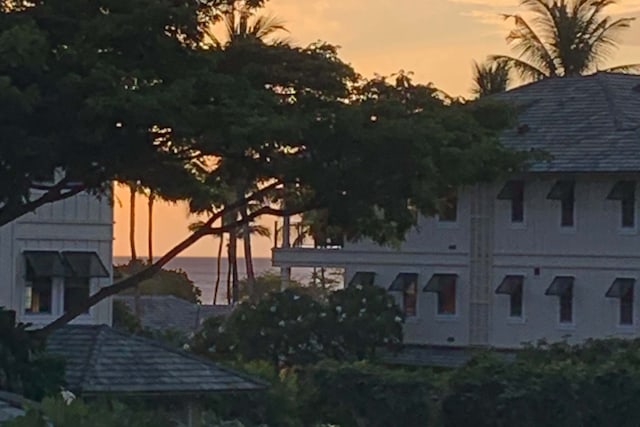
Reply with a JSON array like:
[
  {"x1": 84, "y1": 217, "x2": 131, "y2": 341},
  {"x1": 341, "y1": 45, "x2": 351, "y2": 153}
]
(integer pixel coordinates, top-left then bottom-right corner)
[{"x1": 273, "y1": 221, "x2": 343, "y2": 249}]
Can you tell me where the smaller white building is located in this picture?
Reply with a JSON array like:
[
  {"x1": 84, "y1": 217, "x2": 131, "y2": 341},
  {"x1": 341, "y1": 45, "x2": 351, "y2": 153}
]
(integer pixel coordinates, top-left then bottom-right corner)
[{"x1": 0, "y1": 187, "x2": 113, "y2": 327}]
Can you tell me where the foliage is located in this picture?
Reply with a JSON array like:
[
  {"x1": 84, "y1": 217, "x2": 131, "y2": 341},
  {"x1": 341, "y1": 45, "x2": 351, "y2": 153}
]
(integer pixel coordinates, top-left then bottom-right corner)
[
  {"x1": 298, "y1": 360, "x2": 433, "y2": 427},
  {"x1": 8, "y1": 0, "x2": 526, "y2": 332},
  {"x1": 441, "y1": 339, "x2": 640, "y2": 427},
  {"x1": 237, "y1": 271, "x2": 335, "y2": 302},
  {"x1": 192, "y1": 285, "x2": 403, "y2": 367},
  {"x1": 0, "y1": 309, "x2": 65, "y2": 400},
  {"x1": 207, "y1": 361, "x2": 303, "y2": 427},
  {"x1": 114, "y1": 261, "x2": 202, "y2": 303},
  {"x1": 111, "y1": 300, "x2": 141, "y2": 333},
  {"x1": 472, "y1": 60, "x2": 510, "y2": 97},
  {"x1": 489, "y1": 0, "x2": 639, "y2": 82}
]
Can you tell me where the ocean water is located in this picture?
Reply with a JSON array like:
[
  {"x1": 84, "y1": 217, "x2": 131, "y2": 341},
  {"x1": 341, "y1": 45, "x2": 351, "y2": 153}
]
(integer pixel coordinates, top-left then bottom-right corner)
[{"x1": 113, "y1": 256, "x2": 325, "y2": 304}]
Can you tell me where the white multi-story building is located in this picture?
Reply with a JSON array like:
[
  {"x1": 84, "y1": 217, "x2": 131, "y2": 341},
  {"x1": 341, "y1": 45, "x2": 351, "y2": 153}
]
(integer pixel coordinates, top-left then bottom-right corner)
[
  {"x1": 0, "y1": 184, "x2": 113, "y2": 327},
  {"x1": 273, "y1": 72, "x2": 640, "y2": 349}
]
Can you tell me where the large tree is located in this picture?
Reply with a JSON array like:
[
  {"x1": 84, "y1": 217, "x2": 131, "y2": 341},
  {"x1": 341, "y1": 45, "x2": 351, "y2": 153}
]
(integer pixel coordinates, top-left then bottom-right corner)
[
  {"x1": 0, "y1": 2, "x2": 528, "y2": 335},
  {"x1": 490, "y1": 0, "x2": 639, "y2": 82}
]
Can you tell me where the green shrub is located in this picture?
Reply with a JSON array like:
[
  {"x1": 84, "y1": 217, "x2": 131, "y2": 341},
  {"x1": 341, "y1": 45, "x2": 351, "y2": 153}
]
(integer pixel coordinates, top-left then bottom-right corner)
[
  {"x1": 193, "y1": 285, "x2": 403, "y2": 367},
  {"x1": 0, "y1": 308, "x2": 65, "y2": 400},
  {"x1": 299, "y1": 360, "x2": 433, "y2": 427}
]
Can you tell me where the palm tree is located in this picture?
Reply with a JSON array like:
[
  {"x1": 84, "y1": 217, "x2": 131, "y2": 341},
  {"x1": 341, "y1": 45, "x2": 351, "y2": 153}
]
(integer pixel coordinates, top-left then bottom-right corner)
[
  {"x1": 472, "y1": 60, "x2": 511, "y2": 97},
  {"x1": 204, "y1": 3, "x2": 288, "y2": 48},
  {"x1": 237, "y1": 212, "x2": 271, "y2": 296},
  {"x1": 128, "y1": 183, "x2": 138, "y2": 261},
  {"x1": 490, "y1": 0, "x2": 639, "y2": 82}
]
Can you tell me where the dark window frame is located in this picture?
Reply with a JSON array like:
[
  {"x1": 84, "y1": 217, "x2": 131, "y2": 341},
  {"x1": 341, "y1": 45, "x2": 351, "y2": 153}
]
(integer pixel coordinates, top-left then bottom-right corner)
[
  {"x1": 64, "y1": 277, "x2": 91, "y2": 314},
  {"x1": 438, "y1": 192, "x2": 458, "y2": 223},
  {"x1": 559, "y1": 290, "x2": 573, "y2": 323},
  {"x1": 621, "y1": 198, "x2": 635, "y2": 229},
  {"x1": 620, "y1": 286, "x2": 634, "y2": 326},
  {"x1": 437, "y1": 276, "x2": 456, "y2": 315},
  {"x1": 403, "y1": 282, "x2": 417, "y2": 317},
  {"x1": 24, "y1": 277, "x2": 53, "y2": 314},
  {"x1": 510, "y1": 286, "x2": 523, "y2": 318}
]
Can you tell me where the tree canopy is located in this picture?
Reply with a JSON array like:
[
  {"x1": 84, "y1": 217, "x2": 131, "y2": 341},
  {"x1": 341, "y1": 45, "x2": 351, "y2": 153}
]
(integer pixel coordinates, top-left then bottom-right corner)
[{"x1": 0, "y1": 0, "x2": 529, "y2": 333}]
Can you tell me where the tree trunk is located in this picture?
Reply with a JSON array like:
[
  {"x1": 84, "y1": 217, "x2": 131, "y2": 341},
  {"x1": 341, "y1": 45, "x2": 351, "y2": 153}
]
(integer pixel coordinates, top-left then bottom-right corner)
[
  {"x1": 214, "y1": 235, "x2": 224, "y2": 305},
  {"x1": 147, "y1": 192, "x2": 155, "y2": 264},
  {"x1": 228, "y1": 226, "x2": 238, "y2": 304},
  {"x1": 242, "y1": 206, "x2": 256, "y2": 301},
  {"x1": 129, "y1": 184, "x2": 137, "y2": 261}
]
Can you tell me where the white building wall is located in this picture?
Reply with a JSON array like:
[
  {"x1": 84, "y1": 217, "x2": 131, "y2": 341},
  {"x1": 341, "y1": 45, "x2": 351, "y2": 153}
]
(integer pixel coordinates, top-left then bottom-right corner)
[
  {"x1": 0, "y1": 191, "x2": 113, "y2": 327},
  {"x1": 274, "y1": 175, "x2": 640, "y2": 349}
]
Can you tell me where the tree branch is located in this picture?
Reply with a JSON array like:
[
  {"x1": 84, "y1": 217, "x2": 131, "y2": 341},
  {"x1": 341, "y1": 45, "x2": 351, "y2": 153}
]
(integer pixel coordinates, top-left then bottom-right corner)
[
  {"x1": 0, "y1": 180, "x2": 86, "y2": 227},
  {"x1": 35, "y1": 181, "x2": 287, "y2": 337}
]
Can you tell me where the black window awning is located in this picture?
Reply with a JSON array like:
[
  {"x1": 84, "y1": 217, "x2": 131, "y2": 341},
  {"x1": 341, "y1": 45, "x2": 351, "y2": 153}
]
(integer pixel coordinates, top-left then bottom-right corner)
[
  {"x1": 62, "y1": 251, "x2": 109, "y2": 278},
  {"x1": 24, "y1": 251, "x2": 67, "y2": 279},
  {"x1": 497, "y1": 180, "x2": 524, "y2": 200},
  {"x1": 607, "y1": 181, "x2": 636, "y2": 201},
  {"x1": 545, "y1": 276, "x2": 574, "y2": 296},
  {"x1": 606, "y1": 278, "x2": 635, "y2": 298},
  {"x1": 389, "y1": 273, "x2": 418, "y2": 291},
  {"x1": 423, "y1": 274, "x2": 458, "y2": 292},
  {"x1": 495, "y1": 275, "x2": 524, "y2": 295},
  {"x1": 348, "y1": 272, "x2": 375, "y2": 287},
  {"x1": 547, "y1": 180, "x2": 575, "y2": 200}
]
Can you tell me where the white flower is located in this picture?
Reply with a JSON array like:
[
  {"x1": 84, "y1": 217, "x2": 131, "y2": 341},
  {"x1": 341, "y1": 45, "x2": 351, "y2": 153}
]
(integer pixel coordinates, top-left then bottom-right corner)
[
  {"x1": 335, "y1": 306, "x2": 342, "y2": 313},
  {"x1": 182, "y1": 343, "x2": 191, "y2": 351},
  {"x1": 361, "y1": 298, "x2": 367, "y2": 304},
  {"x1": 356, "y1": 284, "x2": 363, "y2": 290},
  {"x1": 297, "y1": 315, "x2": 303, "y2": 322},
  {"x1": 394, "y1": 316, "x2": 403, "y2": 323},
  {"x1": 278, "y1": 320, "x2": 286, "y2": 327},
  {"x1": 60, "y1": 389, "x2": 76, "y2": 405},
  {"x1": 270, "y1": 305, "x2": 277, "y2": 313},
  {"x1": 293, "y1": 295, "x2": 301, "y2": 301},
  {"x1": 320, "y1": 312, "x2": 327, "y2": 318}
]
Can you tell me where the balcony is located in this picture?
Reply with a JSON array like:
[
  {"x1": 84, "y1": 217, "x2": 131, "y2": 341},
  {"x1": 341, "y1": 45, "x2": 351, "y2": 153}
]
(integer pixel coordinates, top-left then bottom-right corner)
[{"x1": 271, "y1": 221, "x2": 346, "y2": 268}]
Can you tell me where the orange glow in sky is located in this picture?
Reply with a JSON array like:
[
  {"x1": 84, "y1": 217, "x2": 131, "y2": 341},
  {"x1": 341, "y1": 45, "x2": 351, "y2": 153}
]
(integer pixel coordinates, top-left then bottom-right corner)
[{"x1": 113, "y1": 0, "x2": 640, "y2": 258}]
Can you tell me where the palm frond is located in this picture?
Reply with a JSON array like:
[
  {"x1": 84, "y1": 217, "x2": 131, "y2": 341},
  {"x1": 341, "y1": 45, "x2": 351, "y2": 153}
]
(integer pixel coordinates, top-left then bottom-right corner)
[
  {"x1": 489, "y1": 55, "x2": 549, "y2": 82},
  {"x1": 604, "y1": 63, "x2": 640, "y2": 74},
  {"x1": 503, "y1": 13, "x2": 558, "y2": 77},
  {"x1": 472, "y1": 59, "x2": 511, "y2": 97}
]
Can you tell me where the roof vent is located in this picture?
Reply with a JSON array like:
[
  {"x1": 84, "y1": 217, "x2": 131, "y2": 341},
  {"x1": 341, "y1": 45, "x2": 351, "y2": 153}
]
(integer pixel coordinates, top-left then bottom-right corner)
[{"x1": 517, "y1": 124, "x2": 530, "y2": 135}]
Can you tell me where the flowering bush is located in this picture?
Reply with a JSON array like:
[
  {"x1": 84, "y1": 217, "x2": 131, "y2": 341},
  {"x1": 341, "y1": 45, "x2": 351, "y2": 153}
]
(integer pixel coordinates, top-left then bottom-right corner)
[{"x1": 192, "y1": 285, "x2": 404, "y2": 367}]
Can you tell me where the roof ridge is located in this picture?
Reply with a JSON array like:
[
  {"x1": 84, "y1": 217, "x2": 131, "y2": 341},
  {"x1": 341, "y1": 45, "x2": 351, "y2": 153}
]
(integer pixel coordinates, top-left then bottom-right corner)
[
  {"x1": 75, "y1": 325, "x2": 105, "y2": 393},
  {"x1": 105, "y1": 327, "x2": 269, "y2": 388}
]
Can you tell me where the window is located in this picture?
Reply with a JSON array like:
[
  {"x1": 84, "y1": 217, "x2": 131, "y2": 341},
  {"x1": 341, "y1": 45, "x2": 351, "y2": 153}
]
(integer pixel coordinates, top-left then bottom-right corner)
[
  {"x1": 438, "y1": 192, "x2": 458, "y2": 222},
  {"x1": 497, "y1": 181, "x2": 524, "y2": 223},
  {"x1": 559, "y1": 291, "x2": 573, "y2": 323},
  {"x1": 607, "y1": 181, "x2": 636, "y2": 229},
  {"x1": 606, "y1": 278, "x2": 635, "y2": 326},
  {"x1": 621, "y1": 287, "x2": 634, "y2": 325},
  {"x1": 495, "y1": 275, "x2": 524, "y2": 318},
  {"x1": 424, "y1": 274, "x2": 457, "y2": 315},
  {"x1": 64, "y1": 278, "x2": 90, "y2": 313},
  {"x1": 24, "y1": 278, "x2": 53, "y2": 314},
  {"x1": 403, "y1": 282, "x2": 417, "y2": 317},
  {"x1": 547, "y1": 180, "x2": 575, "y2": 228},
  {"x1": 545, "y1": 276, "x2": 574, "y2": 324},
  {"x1": 389, "y1": 273, "x2": 418, "y2": 317}
]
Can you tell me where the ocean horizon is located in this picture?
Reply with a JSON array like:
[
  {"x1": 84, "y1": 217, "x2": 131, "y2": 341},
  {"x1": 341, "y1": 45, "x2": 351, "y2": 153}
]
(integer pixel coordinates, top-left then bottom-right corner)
[{"x1": 113, "y1": 256, "x2": 333, "y2": 304}]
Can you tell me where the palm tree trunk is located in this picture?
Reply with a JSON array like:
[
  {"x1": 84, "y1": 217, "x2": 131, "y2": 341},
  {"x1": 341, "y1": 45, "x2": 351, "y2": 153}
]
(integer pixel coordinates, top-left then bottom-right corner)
[
  {"x1": 147, "y1": 192, "x2": 155, "y2": 264},
  {"x1": 214, "y1": 234, "x2": 223, "y2": 305},
  {"x1": 129, "y1": 184, "x2": 137, "y2": 261},
  {"x1": 228, "y1": 227, "x2": 238, "y2": 304},
  {"x1": 241, "y1": 205, "x2": 256, "y2": 301}
]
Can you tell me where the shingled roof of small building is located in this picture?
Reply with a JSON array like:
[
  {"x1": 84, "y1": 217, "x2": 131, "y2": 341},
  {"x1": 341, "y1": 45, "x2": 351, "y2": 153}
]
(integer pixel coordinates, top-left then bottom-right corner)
[
  {"x1": 493, "y1": 72, "x2": 640, "y2": 172},
  {"x1": 47, "y1": 325, "x2": 266, "y2": 396},
  {"x1": 114, "y1": 295, "x2": 232, "y2": 334},
  {"x1": 0, "y1": 391, "x2": 29, "y2": 423}
]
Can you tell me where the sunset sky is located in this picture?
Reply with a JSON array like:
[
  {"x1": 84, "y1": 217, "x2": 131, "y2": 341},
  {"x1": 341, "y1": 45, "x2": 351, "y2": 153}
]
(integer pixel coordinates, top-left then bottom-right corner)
[{"x1": 113, "y1": 0, "x2": 640, "y2": 259}]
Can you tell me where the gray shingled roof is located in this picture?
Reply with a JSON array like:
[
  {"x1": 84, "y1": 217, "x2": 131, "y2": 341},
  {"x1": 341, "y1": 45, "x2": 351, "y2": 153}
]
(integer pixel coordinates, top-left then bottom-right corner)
[
  {"x1": 46, "y1": 325, "x2": 266, "y2": 396},
  {"x1": 494, "y1": 72, "x2": 640, "y2": 172},
  {"x1": 0, "y1": 391, "x2": 28, "y2": 423},
  {"x1": 114, "y1": 295, "x2": 232, "y2": 334}
]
